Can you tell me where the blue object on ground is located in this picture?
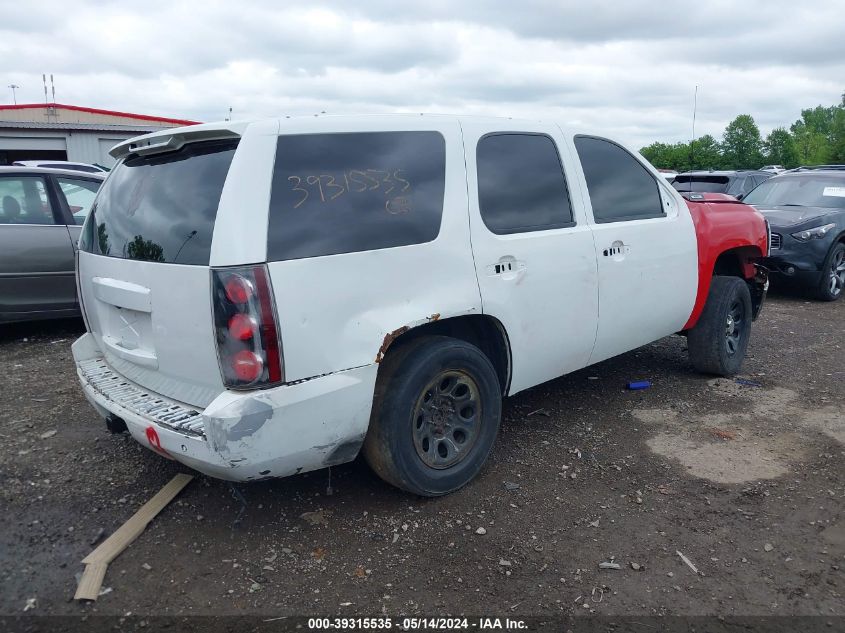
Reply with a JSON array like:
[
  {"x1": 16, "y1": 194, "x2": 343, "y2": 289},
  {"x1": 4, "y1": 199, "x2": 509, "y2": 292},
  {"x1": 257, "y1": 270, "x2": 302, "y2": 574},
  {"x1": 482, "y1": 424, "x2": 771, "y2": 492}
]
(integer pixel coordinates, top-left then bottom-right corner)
[
  {"x1": 735, "y1": 378, "x2": 762, "y2": 387},
  {"x1": 627, "y1": 380, "x2": 652, "y2": 390}
]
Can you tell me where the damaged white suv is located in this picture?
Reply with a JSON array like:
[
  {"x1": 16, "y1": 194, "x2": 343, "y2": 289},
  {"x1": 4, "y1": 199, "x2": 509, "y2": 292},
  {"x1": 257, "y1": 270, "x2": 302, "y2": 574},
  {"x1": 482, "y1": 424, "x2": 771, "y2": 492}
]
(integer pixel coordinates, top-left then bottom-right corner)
[{"x1": 74, "y1": 115, "x2": 768, "y2": 496}]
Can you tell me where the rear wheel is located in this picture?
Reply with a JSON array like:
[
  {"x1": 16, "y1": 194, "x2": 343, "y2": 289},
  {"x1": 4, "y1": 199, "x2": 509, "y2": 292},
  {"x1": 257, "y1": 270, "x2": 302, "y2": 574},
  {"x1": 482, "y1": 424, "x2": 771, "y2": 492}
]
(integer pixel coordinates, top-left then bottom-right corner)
[
  {"x1": 363, "y1": 336, "x2": 502, "y2": 496},
  {"x1": 688, "y1": 276, "x2": 752, "y2": 376},
  {"x1": 815, "y1": 242, "x2": 845, "y2": 301}
]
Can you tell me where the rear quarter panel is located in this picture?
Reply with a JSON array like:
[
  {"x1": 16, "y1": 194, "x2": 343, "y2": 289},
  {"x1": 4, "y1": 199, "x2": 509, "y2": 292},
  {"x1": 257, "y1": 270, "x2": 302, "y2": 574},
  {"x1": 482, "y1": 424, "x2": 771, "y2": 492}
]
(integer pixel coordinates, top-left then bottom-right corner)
[{"x1": 261, "y1": 117, "x2": 482, "y2": 382}]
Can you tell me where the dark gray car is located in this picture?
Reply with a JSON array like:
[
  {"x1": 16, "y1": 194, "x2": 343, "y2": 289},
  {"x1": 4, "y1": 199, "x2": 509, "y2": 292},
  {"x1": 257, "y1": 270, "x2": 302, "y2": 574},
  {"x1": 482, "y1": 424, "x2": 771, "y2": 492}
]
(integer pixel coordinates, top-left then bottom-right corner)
[
  {"x1": 743, "y1": 167, "x2": 845, "y2": 301},
  {"x1": 0, "y1": 166, "x2": 104, "y2": 323},
  {"x1": 672, "y1": 170, "x2": 772, "y2": 199}
]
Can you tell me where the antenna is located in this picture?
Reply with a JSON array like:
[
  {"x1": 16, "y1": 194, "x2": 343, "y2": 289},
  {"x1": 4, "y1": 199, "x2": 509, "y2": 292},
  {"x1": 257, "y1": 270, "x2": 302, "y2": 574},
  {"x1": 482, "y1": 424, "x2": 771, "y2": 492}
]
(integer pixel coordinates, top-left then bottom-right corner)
[
  {"x1": 690, "y1": 85, "x2": 698, "y2": 170},
  {"x1": 42, "y1": 74, "x2": 48, "y2": 105},
  {"x1": 50, "y1": 74, "x2": 55, "y2": 102},
  {"x1": 8, "y1": 84, "x2": 19, "y2": 105},
  {"x1": 226, "y1": 106, "x2": 232, "y2": 121}
]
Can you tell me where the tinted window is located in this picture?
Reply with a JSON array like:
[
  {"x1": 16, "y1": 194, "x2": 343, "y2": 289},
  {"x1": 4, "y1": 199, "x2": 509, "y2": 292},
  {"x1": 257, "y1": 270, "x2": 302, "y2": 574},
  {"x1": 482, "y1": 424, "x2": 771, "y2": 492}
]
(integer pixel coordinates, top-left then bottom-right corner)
[
  {"x1": 80, "y1": 140, "x2": 237, "y2": 265},
  {"x1": 575, "y1": 136, "x2": 664, "y2": 222},
  {"x1": 267, "y1": 131, "x2": 445, "y2": 260},
  {"x1": 57, "y1": 177, "x2": 101, "y2": 225},
  {"x1": 0, "y1": 176, "x2": 57, "y2": 225},
  {"x1": 476, "y1": 134, "x2": 573, "y2": 234}
]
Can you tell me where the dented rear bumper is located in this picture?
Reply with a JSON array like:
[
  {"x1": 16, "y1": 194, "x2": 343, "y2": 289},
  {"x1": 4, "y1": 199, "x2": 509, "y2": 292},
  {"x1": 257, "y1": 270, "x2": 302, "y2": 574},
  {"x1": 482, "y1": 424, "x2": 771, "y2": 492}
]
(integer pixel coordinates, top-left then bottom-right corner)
[{"x1": 72, "y1": 333, "x2": 378, "y2": 481}]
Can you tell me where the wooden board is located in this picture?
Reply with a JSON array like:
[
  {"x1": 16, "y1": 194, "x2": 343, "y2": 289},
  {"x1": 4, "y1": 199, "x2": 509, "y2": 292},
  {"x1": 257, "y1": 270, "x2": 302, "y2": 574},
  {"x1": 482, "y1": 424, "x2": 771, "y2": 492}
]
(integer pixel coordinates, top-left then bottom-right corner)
[
  {"x1": 74, "y1": 473, "x2": 193, "y2": 601},
  {"x1": 74, "y1": 562, "x2": 108, "y2": 601},
  {"x1": 83, "y1": 473, "x2": 193, "y2": 565}
]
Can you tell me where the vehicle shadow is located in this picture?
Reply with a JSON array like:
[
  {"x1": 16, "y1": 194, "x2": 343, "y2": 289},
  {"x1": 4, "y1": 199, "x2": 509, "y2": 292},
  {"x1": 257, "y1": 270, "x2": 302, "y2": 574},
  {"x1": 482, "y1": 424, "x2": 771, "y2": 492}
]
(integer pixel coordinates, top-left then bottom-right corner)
[{"x1": 0, "y1": 317, "x2": 85, "y2": 344}]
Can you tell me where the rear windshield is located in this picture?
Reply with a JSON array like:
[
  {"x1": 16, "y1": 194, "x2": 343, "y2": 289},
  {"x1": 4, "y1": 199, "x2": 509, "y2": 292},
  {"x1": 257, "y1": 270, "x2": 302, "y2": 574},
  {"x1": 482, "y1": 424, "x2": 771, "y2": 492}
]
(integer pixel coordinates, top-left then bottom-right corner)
[
  {"x1": 672, "y1": 175, "x2": 730, "y2": 193},
  {"x1": 80, "y1": 139, "x2": 238, "y2": 265},
  {"x1": 267, "y1": 131, "x2": 446, "y2": 261}
]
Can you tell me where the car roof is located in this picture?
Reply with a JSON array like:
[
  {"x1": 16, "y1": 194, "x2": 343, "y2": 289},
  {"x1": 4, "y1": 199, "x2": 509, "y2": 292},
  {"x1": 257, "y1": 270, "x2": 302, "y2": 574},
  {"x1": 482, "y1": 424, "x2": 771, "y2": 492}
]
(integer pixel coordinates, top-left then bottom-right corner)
[
  {"x1": 782, "y1": 165, "x2": 845, "y2": 175},
  {"x1": 678, "y1": 170, "x2": 769, "y2": 176},
  {"x1": 771, "y1": 168, "x2": 845, "y2": 179},
  {"x1": 108, "y1": 113, "x2": 638, "y2": 160},
  {"x1": 0, "y1": 165, "x2": 106, "y2": 180}
]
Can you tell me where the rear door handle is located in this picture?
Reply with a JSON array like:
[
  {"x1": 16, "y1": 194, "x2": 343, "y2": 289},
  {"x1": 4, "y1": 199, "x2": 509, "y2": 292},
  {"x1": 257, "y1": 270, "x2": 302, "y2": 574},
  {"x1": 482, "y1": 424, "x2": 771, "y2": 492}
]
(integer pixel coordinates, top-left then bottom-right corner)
[{"x1": 602, "y1": 241, "x2": 630, "y2": 259}]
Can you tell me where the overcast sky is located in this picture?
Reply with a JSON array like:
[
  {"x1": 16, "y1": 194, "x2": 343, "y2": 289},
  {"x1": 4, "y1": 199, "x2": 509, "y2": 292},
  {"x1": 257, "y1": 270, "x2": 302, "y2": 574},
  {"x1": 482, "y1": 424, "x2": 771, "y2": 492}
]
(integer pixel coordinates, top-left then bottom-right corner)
[{"x1": 3, "y1": 0, "x2": 843, "y2": 148}]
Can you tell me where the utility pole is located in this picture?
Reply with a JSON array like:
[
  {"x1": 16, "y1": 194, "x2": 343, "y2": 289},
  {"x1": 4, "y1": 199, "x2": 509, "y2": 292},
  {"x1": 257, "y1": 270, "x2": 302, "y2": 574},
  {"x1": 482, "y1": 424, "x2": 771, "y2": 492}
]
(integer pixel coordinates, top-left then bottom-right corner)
[{"x1": 8, "y1": 84, "x2": 20, "y2": 104}]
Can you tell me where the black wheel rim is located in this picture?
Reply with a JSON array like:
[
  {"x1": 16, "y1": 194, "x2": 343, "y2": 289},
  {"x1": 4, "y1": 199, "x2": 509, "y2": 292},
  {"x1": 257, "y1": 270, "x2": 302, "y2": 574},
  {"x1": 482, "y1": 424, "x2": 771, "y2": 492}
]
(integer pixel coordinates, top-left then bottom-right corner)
[
  {"x1": 829, "y1": 248, "x2": 845, "y2": 297},
  {"x1": 412, "y1": 370, "x2": 482, "y2": 469},
  {"x1": 725, "y1": 298, "x2": 745, "y2": 356}
]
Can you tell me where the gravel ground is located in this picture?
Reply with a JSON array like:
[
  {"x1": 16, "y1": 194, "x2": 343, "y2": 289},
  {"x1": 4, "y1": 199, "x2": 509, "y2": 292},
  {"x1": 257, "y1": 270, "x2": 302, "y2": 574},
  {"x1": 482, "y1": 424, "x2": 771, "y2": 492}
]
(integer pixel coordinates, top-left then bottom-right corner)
[{"x1": 0, "y1": 291, "x2": 842, "y2": 619}]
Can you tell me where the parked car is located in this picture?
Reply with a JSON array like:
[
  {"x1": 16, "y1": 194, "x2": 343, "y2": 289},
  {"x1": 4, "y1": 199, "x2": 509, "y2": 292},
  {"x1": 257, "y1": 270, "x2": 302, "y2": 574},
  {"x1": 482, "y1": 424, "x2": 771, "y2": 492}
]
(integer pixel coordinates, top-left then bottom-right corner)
[
  {"x1": 72, "y1": 116, "x2": 768, "y2": 496},
  {"x1": 657, "y1": 168, "x2": 678, "y2": 182},
  {"x1": 760, "y1": 165, "x2": 786, "y2": 174},
  {"x1": 0, "y1": 166, "x2": 105, "y2": 322},
  {"x1": 12, "y1": 160, "x2": 108, "y2": 174},
  {"x1": 743, "y1": 166, "x2": 845, "y2": 300},
  {"x1": 673, "y1": 170, "x2": 772, "y2": 199}
]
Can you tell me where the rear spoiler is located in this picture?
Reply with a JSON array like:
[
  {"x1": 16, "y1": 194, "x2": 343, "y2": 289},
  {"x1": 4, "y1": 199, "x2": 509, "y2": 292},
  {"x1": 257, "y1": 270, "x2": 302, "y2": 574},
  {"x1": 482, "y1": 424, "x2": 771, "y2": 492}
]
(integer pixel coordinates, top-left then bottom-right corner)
[{"x1": 109, "y1": 121, "x2": 250, "y2": 160}]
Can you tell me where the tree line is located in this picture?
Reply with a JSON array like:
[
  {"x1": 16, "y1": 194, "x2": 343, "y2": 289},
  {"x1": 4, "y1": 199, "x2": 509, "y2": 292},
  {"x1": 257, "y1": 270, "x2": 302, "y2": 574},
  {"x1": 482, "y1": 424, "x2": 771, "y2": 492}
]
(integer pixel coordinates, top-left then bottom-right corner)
[{"x1": 640, "y1": 91, "x2": 845, "y2": 172}]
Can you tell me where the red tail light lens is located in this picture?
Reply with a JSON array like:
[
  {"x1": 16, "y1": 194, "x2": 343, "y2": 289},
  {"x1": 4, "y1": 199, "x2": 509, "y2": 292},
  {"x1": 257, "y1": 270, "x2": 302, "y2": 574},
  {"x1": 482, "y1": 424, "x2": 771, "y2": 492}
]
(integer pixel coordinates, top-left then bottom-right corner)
[
  {"x1": 232, "y1": 350, "x2": 264, "y2": 382},
  {"x1": 228, "y1": 313, "x2": 257, "y2": 341},
  {"x1": 224, "y1": 275, "x2": 254, "y2": 304},
  {"x1": 212, "y1": 265, "x2": 284, "y2": 389}
]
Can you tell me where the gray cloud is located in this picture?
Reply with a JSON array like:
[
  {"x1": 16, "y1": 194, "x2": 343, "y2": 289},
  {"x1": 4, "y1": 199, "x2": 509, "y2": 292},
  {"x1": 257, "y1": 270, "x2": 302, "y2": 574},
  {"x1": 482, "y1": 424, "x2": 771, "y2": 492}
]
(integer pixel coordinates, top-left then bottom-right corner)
[{"x1": 1, "y1": 0, "x2": 842, "y2": 149}]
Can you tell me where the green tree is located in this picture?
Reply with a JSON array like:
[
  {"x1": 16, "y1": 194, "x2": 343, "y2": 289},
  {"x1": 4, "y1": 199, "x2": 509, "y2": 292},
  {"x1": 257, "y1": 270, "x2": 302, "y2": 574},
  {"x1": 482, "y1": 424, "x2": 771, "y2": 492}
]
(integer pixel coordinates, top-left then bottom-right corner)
[
  {"x1": 689, "y1": 134, "x2": 722, "y2": 170},
  {"x1": 639, "y1": 141, "x2": 676, "y2": 169},
  {"x1": 831, "y1": 107, "x2": 845, "y2": 163},
  {"x1": 125, "y1": 235, "x2": 165, "y2": 262},
  {"x1": 721, "y1": 115, "x2": 763, "y2": 169},
  {"x1": 763, "y1": 127, "x2": 799, "y2": 168}
]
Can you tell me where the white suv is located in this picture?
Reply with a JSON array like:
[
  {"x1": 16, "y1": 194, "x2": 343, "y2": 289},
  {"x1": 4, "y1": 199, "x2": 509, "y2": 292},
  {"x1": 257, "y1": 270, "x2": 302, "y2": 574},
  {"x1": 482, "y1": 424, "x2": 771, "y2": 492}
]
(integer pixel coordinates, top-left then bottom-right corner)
[{"x1": 73, "y1": 115, "x2": 767, "y2": 496}]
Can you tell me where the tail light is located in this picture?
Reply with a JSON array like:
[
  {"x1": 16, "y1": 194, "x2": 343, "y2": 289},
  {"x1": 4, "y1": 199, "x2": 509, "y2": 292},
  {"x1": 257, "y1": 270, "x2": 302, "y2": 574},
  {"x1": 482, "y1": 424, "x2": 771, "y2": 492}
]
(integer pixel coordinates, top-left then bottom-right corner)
[{"x1": 212, "y1": 265, "x2": 284, "y2": 389}]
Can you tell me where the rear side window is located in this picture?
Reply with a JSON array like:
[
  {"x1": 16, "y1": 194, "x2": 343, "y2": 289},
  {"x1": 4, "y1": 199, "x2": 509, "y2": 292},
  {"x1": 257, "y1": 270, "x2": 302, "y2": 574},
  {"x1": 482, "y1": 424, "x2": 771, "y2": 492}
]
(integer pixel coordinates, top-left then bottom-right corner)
[
  {"x1": 267, "y1": 131, "x2": 445, "y2": 261},
  {"x1": 575, "y1": 136, "x2": 664, "y2": 223},
  {"x1": 80, "y1": 139, "x2": 237, "y2": 265},
  {"x1": 476, "y1": 133, "x2": 573, "y2": 234}
]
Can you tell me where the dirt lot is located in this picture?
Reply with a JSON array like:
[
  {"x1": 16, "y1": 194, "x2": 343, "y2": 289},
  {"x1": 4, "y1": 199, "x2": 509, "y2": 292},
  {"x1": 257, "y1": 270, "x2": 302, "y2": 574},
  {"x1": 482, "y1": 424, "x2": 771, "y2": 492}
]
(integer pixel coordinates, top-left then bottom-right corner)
[{"x1": 1, "y1": 292, "x2": 842, "y2": 620}]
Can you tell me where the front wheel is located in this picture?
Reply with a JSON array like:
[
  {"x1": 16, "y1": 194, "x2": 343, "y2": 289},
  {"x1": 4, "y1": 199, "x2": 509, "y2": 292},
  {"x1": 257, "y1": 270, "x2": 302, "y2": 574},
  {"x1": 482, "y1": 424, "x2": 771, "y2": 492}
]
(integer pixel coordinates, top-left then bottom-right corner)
[
  {"x1": 363, "y1": 336, "x2": 502, "y2": 496},
  {"x1": 688, "y1": 276, "x2": 753, "y2": 376},
  {"x1": 815, "y1": 242, "x2": 845, "y2": 301}
]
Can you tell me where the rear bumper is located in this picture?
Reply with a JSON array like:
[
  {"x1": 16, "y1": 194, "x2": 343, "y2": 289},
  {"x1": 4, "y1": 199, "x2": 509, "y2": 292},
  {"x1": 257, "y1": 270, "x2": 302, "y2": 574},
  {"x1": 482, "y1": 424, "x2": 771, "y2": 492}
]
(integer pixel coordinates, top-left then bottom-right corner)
[{"x1": 72, "y1": 333, "x2": 378, "y2": 482}]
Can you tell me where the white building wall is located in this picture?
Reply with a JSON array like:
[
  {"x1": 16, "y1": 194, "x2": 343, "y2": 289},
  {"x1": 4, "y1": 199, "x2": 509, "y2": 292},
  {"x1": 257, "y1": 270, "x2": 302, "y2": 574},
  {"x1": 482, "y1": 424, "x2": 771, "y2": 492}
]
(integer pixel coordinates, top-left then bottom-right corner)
[
  {"x1": 65, "y1": 132, "x2": 136, "y2": 166},
  {"x1": 0, "y1": 129, "x2": 139, "y2": 166}
]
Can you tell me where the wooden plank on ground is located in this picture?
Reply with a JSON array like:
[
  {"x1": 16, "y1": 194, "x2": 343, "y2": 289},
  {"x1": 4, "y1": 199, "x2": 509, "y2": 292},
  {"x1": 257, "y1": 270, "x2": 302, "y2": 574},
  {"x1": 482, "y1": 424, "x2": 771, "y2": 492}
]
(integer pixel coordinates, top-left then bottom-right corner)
[
  {"x1": 74, "y1": 473, "x2": 193, "y2": 601},
  {"x1": 74, "y1": 562, "x2": 108, "y2": 601},
  {"x1": 82, "y1": 473, "x2": 193, "y2": 565}
]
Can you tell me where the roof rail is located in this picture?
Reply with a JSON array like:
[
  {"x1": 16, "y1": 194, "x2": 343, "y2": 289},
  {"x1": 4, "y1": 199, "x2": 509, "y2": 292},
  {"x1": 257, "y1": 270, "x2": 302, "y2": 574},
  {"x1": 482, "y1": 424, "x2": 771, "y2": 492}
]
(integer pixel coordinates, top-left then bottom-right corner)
[{"x1": 785, "y1": 164, "x2": 845, "y2": 172}]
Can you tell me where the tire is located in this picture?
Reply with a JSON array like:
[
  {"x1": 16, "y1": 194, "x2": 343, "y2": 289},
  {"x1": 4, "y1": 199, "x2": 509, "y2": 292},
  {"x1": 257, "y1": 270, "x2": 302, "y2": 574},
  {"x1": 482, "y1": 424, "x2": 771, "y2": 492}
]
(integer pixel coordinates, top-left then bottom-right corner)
[
  {"x1": 688, "y1": 276, "x2": 753, "y2": 376},
  {"x1": 363, "y1": 336, "x2": 502, "y2": 496},
  {"x1": 814, "y1": 242, "x2": 845, "y2": 301}
]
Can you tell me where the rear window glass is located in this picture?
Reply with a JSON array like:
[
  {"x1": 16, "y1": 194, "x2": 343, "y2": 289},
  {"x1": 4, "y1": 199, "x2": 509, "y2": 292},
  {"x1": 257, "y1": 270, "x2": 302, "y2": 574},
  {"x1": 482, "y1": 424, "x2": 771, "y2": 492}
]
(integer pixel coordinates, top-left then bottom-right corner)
[
  {"x1": 80, "y1": 139, "x2": 237, "y2": 265},
  {"x1": 267, "y1": 131, "x2": 446, "y2": 261},
  {"x1": 672, "y1": 176, "x2": 730, "y2": 193},
  {"x1": 476, "y1": 133, "x2": 574, "y2": 234}
]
